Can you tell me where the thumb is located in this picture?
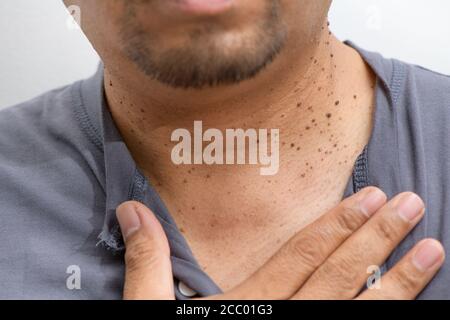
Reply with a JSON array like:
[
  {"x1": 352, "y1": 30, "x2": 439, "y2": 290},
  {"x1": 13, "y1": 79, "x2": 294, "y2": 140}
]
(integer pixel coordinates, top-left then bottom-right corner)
[{"x1": 116, "y1": 201, "x2": 174, "y2": 300}]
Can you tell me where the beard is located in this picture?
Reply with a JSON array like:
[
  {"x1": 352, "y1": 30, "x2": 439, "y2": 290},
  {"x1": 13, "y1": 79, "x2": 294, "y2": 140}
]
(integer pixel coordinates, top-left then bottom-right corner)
[{"x1": 120, "y1": 1, "x2": 286, "y2": 89}]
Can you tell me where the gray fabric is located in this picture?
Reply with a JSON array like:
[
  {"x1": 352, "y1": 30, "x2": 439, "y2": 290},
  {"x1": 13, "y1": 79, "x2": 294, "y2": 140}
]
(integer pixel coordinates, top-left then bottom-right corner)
[{"x1": 0, "y1": 42, "x2": 449, "y2": 299}]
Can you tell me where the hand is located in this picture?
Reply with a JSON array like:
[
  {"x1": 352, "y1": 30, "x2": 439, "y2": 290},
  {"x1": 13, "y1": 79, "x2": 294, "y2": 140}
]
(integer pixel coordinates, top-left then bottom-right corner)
[{"x1": 116, "y1": 187, "x2": 445, "y2": 300}]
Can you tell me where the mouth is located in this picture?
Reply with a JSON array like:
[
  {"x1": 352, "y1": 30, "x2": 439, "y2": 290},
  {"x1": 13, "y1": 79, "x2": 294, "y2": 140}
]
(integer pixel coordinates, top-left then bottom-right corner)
[{"x1": 171, "y1": 0, "x2": 233, "y2": 15}]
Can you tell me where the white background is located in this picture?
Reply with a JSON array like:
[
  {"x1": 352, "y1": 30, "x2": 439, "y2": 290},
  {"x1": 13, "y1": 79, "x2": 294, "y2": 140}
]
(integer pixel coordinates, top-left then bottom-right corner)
[{"x1": 0, "y1": 0, "x2": 449, "y2": 108}]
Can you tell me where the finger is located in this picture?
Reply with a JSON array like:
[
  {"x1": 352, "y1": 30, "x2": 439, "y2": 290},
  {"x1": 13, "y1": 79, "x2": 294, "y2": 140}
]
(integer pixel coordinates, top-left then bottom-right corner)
[
  {"x1": 116, "y1": 201, "x2": 175, "y2": 300},
  {"x1": 294, "y1": 192, "x2": 425, "y2": 300},
  {"x1": 222, "y1": 187, "x2": 387, "y2": 300},
  {"x1": 358, "y1": 239, "x2": 445, "y2": 300}
]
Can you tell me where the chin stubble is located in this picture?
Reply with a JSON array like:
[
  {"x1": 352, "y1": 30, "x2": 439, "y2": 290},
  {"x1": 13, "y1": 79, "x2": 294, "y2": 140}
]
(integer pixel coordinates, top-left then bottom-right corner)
[{"x1": 120, "y1": 0, "x2": 286, "y2": 89}]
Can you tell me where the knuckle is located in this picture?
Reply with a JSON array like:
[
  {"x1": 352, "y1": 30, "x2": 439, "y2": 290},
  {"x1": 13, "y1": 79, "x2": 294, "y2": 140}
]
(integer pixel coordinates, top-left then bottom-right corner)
[
  {"x1": 287, "y1": 233, "x2": 326, "y2": 269},
  {"x1": 334, "y1": 206, "x2": 364, "y2": 234},
  {"x1": 391, "y1": 267, "x2": 421, "y2": 293},
  {"x1": 321, "y1": 255, "x2": 360, "y2": 291},
  {"x1": 373, "y1": 218, "x2": 400, "y2": 244}
]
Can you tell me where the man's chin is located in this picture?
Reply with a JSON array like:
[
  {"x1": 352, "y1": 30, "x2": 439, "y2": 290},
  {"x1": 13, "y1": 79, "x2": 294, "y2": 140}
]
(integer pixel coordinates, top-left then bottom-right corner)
[
  {"x1": 138, "y1": 52, "x2": 278, "y2": 89},
  {"x1": 121, "y1": 0, "x2": 286, "y2": 88}
]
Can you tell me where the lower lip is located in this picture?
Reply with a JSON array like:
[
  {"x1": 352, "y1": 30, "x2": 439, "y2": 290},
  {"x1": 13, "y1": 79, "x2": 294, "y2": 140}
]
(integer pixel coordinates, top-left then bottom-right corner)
[{"x1": 172, "y1": 0, "x2": 233, "y2": 15}]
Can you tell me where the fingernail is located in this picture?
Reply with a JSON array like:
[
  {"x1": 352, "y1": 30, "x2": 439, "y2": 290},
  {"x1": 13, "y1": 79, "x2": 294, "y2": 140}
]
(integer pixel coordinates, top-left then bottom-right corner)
[
  {"x1": 396, "y1": 193, "x2": 424, "y2": 222},
  {"x1": 116, "y1": 203, "x2": 141, "y2": 239},
  {"x1": 413, "y1": 240, "x2": 444, "y2": 271},
  {"x1": 359, "y1": 188, "x2": 386, "y2": 217}
]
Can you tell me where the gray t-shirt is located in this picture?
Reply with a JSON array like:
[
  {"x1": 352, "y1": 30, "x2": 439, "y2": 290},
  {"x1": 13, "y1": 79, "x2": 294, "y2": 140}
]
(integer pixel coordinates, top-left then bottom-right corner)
[{"x1": 0, "y1": 42, "x2": 450, "y2": 299}]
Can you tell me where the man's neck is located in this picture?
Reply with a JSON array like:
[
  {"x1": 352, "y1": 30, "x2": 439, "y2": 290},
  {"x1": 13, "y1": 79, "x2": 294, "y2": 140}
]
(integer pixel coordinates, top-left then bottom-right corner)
[{"x1": 103, "y1": 29, "x2": 373, "y2": 179}]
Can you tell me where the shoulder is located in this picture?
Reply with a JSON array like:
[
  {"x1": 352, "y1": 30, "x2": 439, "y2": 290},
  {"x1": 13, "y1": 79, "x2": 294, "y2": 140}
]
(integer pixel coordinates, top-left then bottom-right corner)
[
  {"x1": 404, "y1": 63, "x2": 450, "y2": 90},
  {"x1": 0, "y1": 78, "x2": 103, "y2": 165},
  {"x1": 400, "y1": 62, "x2": 450, "y2": 112},
  {"x1": 0, "y1": 81, "x2": 105, "y2": 210},
  {"x1": 348, "y1": 41, "x2": 450, "y2": 117},
  {"x1": 390, "y1": 61, "x2": 450, "y2": 152},
  {"x1": 389, "y1": 60, "x2": 450, "y2": 142},
  {"x1": 0, "y1": 84, "x2": 75, "y2": 153}
]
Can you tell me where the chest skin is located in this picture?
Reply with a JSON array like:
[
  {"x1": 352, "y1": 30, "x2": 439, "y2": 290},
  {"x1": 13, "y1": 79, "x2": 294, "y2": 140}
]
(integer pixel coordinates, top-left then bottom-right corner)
[{"x1": 181, "y1": 185, "x2": 349, "y2": 291}]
